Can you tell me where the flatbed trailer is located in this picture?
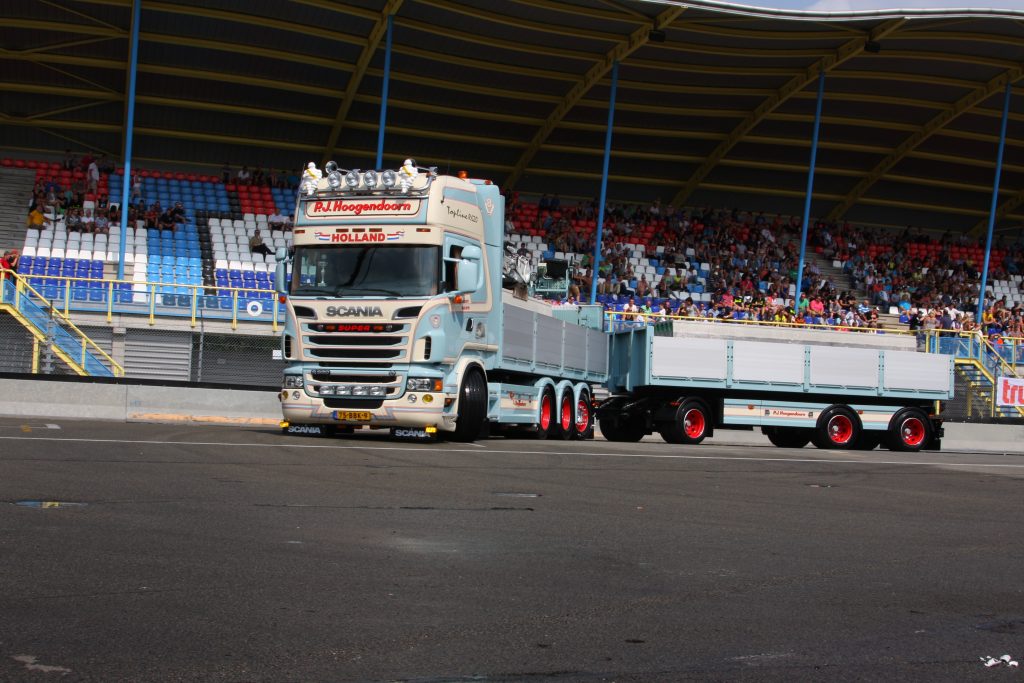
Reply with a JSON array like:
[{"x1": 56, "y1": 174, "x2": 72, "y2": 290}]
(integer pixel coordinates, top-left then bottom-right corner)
[{"x1": 596, "y1": 326, "x2": 953, "y2": 451}]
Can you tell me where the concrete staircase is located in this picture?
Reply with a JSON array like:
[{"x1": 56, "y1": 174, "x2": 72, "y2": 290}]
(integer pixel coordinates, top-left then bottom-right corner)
[
  {"x1": 0, "y1": 168, "x2": 34, "y2": 252},
  {"x1": 806, "y1": 252, "x2": 867, "y2": 300}
]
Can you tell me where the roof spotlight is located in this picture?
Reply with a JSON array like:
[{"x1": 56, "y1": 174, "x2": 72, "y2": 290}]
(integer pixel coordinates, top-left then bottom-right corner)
[
  {"x1": 344, "y1": 170, "x2": 361, "y2": 188},
  {"x1": 327, "y1": 171, "x2": 342, "y2": 189},
  {"x1": 363, "y1": 170, "x2": 378, "y2": 188},
  {"x1": 381, "y1": 169, "x2": 397, "y2": 188}
]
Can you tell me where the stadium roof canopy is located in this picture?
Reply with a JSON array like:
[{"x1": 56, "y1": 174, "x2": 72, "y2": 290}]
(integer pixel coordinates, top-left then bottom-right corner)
[{"x1": 5, "y1": 0, "x2": 1024, "y2": 235}]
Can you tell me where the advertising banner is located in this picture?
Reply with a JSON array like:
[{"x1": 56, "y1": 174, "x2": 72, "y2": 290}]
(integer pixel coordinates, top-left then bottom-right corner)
[{"x1": 996, "y1": 376, "x2": 1024, "y2": 406}]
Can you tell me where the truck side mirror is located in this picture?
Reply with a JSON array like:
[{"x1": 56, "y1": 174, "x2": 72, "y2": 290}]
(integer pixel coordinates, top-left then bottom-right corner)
[
  {"x1": 454, "y1": 245, "x2": 483, "y2": 294},
  {"x1": 274, "y1": 247, "x2": 289, "y2": 294}
]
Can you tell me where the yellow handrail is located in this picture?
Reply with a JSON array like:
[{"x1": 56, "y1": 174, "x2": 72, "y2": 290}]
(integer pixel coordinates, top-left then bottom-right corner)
[
  {"x1": 2, "y1": 269, "x2": 125, "y2": 376},
  {"x1": 12, "y1": 270, "x2": 278, "y2": 332}
]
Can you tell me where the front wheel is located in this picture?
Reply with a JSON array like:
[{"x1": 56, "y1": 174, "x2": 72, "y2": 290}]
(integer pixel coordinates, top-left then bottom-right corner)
[
  {"x1": 762, "y1": 426, "x2": 812, "y2": 449},
  {"x1": 659, "y1": 398, "x2": 711, "y2": 445},
  {"x1": 811, "y1": 406, "x2": 861, "y2": 450},
  {"x1": 449, "y1": 369, "x2": 487, "y2": 442},
  {"x1": 886, "y1": 407, "x2": 932, "y2": 452}
]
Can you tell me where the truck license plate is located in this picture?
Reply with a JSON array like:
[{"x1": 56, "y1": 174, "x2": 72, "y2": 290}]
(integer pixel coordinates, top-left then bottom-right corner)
[{"x1": 333, "y1": 410, "x2": 372, "y2": 422}]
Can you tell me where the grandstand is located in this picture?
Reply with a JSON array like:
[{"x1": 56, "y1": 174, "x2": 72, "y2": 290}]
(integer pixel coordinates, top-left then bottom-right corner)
[{"x1": 2, "y1": 0, "x2": 1024, "y2": 420}]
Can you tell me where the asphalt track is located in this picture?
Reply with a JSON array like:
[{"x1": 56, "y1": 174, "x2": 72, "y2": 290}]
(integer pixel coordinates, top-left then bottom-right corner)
[{"x1": 1, "y1": 419, "x2": 1023, "y2": 683}]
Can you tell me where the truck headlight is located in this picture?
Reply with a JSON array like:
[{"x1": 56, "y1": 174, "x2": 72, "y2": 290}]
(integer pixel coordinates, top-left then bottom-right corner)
[
  {"x1": 284, "y1": 376, "x2": 304, "y2": 389},
  {"x1": 407, "y1": 378, "x2": 443, "y2": 392}
]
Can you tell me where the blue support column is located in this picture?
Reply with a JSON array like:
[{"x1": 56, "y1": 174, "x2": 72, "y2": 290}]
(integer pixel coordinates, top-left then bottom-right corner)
[
  {"x1": 795, "y1": 71, "x2": 825, "y2": 310},
  {"x1": 977, "y1": 81, "x2": 1012, "y2": 322},
  {"x1": 116, "y1": 0, "x2": 141, "y2": 280},
  {"x1": 589, "y1": 61, "x2": 619, "y2": 305},
  {"x1": 375, "y1": 14, "x2": 394, "y2": 169}
]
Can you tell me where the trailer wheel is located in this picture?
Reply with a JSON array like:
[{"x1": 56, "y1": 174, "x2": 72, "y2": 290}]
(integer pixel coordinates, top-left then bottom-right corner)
[
  {"x1": 572, "y1": 391, "x2": 594, "y2": 440},
  {"x1": 449, "y1": 368, "x2": 487, "y2": 442},
  {"x1": 659, "y1": 399, "x2": 711, "y2": 445},
  {"x1": 598, "y1": 415, "x2": 645, "y2": 442},
  {"x1": 554, "y1": 390, "x2": 574, "y2": 440},
  {"x1": 535, "y1": 387, "x2": 558, "y2": 440},
  {"x1": 885, "y1": 407, "x2": 932, "y2": 452},
  {"x1": 811, "y1": 406, "x2": 860, "y2": 449},
  {"x1": 853, "y1": 431, "x2": 882, "y2": 451},
  {"x1": 762, "y1": 426, "x2": 812, "y2": 449}
]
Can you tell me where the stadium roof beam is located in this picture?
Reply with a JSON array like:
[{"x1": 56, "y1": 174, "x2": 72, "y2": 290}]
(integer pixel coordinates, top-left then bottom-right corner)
[
  {"x1": 971, "y1": 189, "x2": 1024, "y2": 237},
  {"x1": 670, "y1": 18, "x2": 906, "y2": 208},
  {"x1": 321, "y1": 0, "x2": 404, "y2": 165},
  {"x1": 825, "y1": 65, "x2": 1024, "y2": 222},
  {"x1": 503, "y1": 6, "x2": 687, "y2": 191}
]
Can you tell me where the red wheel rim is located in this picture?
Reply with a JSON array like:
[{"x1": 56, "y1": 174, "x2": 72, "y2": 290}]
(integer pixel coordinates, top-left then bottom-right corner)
[
  {"x1": 575, "y1": 399, "x2": 590, "y2": 433},
  {"x1": 539, "y1": 394, "x2": 552, "y2": 431},
  {"x1": 900, "y1": 417, "x2": 925, "y2": 446},
  {"x1": 683, "y1": 408, "x2": 705, "y2": 439},
  {"x1": 827, "y1": 414, "x2": 854, "y2": 444},
  {"x1": 560, "y1": 395, "x2": 572, "y2": 431}
]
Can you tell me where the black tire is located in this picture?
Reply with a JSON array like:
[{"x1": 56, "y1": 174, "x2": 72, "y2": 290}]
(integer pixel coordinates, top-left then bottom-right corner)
[
  {"x1": 762, "y1": 426, "x2": 812, "y2": 449},
  {"x1": 553, "y1": 390, "x2": 574, "y2": 440},
  {"x1": 659, "y1": 398, "x2": 711, "y2": 445},
  {"x1": 853, "y1": 431, "x2": 882, "y2": 451},
  {"x1": 885, "y1": 407, "x2": 932, "y2": 452},
  {"x1": 449, "y1": 368, "x2": 487, "y2": 442},
  {"x1": 572, "y1": 390, "x2": 594, "y2": 440},
  {"x1": 811, "y1": 405, "x2": 861, "y2": 450},
  {"x1": 535, "y1": 387, "x2": 557, "y2": 440},
  {"x1": 598, "y1": 415, "x2": 645, "y2": 442}
]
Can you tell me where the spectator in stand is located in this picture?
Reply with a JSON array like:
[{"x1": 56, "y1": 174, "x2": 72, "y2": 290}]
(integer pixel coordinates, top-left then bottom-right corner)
[
  {"x1": 93, "y1": 209, "x2": 110, "y2": 235},
  {"x1": 66, "y1": 207, "x2": 84, "y2": 233},
  {"x1": 144, "y1": 203, "x2": 159, "y2": 230},
  {"x1": 158, "y1": 206, "x2": 176, "y2": 231},
  {"x1": 26, "y1": 206, "x2": 51, "y2": 231},
  {"x1": 237, "y1": 165, "x2": 251, "y2": 185},
  {"x1": 62, "y1": 148, "x2": 75, "y2": 170},
  {"x1": 170, "y1": 201, "x2": 187, "y2": 225},
  {"x1": 249, "y1": 229, "x2": 273, "y2": 257},
  {"x1": 87, "y1": 157, "x2": 99, "y2": 194},
  {"x1": 222, "y1": 162, "x2": 232, "y2": 184}
]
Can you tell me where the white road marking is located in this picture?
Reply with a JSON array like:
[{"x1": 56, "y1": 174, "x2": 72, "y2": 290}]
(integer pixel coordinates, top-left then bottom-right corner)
[
  {"x1": 0, "y1": 435, "x2": 1022, "y2": 469},
  {"x1": 12, "y1": 655, "x2": 72, "y2": 674},
  {"x1": 45, "y1": 423, "x2": 61, "y2": 430}
]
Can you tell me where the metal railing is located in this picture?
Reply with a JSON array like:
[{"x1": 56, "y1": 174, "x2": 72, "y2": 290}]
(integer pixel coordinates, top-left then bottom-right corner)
[
  {"x1": 0, "y1": 271, "x2": 124, "y2": 377},
  {"x1": 13, "y1": 271, "x2": 282, "y2": 331}
]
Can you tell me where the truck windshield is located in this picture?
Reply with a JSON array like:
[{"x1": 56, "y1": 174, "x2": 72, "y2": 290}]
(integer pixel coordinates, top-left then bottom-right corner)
[{"x1": 291, "y1": 245, "x2": 440, "y2": 297}]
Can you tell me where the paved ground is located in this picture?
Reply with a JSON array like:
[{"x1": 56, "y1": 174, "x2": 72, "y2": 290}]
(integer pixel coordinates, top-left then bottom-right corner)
[{"x1": 1, "y1": 419, "x2": 1023, "y2": 682}]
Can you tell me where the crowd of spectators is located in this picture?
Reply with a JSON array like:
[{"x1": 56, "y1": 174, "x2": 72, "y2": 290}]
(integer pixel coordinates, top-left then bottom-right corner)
[
  {"x1": 28, "y1": 150, "x2": 117, "y2": 235},
  {"x1": 506, "y1": 193, "x2": 1024, "y2": 338}
]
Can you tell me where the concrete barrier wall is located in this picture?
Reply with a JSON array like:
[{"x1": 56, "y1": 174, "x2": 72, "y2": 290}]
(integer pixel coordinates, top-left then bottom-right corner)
[
  {"x1": 0, "y1": 378, "x2": 280, "y2": 426},
  {"x1": 0, "y1": 377, "x2": 1018, "y2": 452}
]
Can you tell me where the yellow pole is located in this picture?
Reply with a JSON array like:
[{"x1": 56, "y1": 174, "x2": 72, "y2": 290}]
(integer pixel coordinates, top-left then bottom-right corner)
[
  {"x1": 148, "y1": 283, "x2": 156, "y2": 325},
  {"x1": 231, "y1": 290, "x2": 238, "y2": 331},
  {"x1": 64, "y1": 279, "x2": 71, "y2": 316},
  {"x1": 81, "y1": 338, "x2": 87, "y2": 368},
  {"x1": 106, "y1": 280, "x2": 114, "y2": 323},
  {"x1": 272, "y1": 295, "x2": 279, "y2": 333},
  {"x1": 31, "y1": 337, "x2": 39, "y2": 374},
  {"x1": 190, "y1": 285, "x2": 197, "y2": 328}
]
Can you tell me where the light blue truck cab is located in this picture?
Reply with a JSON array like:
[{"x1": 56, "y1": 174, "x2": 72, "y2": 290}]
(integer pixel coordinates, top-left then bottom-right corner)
[{"x1": 277, "y1": 163, "x2": 608, "y2": 441}]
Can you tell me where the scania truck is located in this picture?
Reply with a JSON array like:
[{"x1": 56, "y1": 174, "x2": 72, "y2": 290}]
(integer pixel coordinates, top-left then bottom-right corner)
[{"x1": 277, "y1": 162, "x2": 952, "y2": 451}]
